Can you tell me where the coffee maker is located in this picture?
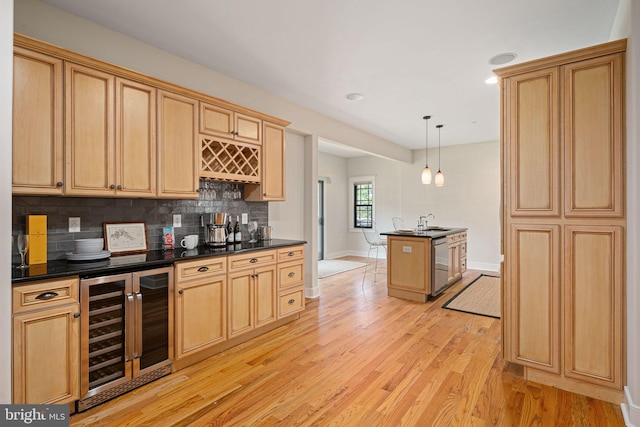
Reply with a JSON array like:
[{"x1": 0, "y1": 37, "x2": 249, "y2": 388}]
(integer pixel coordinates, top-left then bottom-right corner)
[{"x1": 204, "y1": 212, "x2": 228, "y2": 247}]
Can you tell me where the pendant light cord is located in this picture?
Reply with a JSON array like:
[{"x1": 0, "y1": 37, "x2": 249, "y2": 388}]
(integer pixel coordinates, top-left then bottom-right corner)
[{"x1": 423, "y1": 115, "x2": 431, "y2": 165}]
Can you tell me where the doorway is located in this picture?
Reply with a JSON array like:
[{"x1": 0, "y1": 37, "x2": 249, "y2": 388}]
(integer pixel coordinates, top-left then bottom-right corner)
[{"x1": 318, "y1": 180, "x2": 325, "y2": 260}]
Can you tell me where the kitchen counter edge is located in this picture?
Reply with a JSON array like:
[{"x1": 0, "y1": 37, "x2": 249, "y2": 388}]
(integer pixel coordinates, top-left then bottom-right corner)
[
  {"x1": 11, "y1": 239, "x2": 307, "y2": 285},
  {"x1": 380, "y1": 228, "x2": 467, "y2": 239}
]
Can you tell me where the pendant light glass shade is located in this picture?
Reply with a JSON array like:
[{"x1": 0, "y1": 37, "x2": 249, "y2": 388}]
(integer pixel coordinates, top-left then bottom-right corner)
[
  {"x1": 422, "y1": 115, "x2": 432, "y2": 184},
  {"x1": 435, "y1": 124, "x2": 445, "y2": 187},
  {"x1": 422, "y1": 166, "x2": 432, "y2": 184}
]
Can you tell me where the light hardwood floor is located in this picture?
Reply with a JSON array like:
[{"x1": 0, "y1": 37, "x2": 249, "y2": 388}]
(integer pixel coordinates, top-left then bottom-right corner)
[{"x1": 71, "y1": 257, "x2": 625, "y2": 426}]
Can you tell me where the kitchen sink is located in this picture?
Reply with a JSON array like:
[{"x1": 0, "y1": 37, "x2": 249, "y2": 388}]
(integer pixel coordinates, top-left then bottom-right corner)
[{"x1": 426, "y1": 226, "x2": 451, "y2": 231}]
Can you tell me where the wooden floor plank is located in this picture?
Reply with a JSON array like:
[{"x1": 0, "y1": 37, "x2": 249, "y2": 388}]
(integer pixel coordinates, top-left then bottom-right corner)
[{"x1": 70, "y1": 258, "x2": 625, "y2": 426}]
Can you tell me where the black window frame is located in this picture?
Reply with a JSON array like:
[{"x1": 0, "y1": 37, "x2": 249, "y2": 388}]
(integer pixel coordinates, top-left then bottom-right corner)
[{"x1": 353, "y1": 181, "x2": 373, "y2": 229}]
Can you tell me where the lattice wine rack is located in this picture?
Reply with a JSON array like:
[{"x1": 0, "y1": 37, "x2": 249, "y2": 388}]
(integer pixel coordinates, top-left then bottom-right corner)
[{"x1": 200, "y1": 136, "x2": 261, "y2": 183}]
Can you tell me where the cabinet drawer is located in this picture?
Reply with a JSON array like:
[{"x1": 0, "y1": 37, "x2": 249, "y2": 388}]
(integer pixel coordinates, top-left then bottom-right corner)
[
  {"x1": 12, "y1": 277, "x2": 79, "y2": 314},
  {"x1": 460, "y1": 242, "x2": 467, "y2": 257},
  {"x1": 228, "y1": 250, "x2": 276, "y2": 272},
  {"x1": 277, "y1": 246, "x2": 304, "y2": 262},
  {"x1": 461, "y1": 257, "x2": 467, "y2": 272},
  {"x1": 279, "y1": 261, "x2": 304, "y2": 290},
  {"x1": 175, "y1": 257, "x2": 227, "y2": 283},
  {"x1": 278, "y1": 289, "x2": 304, "y2": 317}
]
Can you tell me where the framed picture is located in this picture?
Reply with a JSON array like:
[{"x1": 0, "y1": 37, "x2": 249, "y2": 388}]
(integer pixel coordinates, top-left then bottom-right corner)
[{"x1": 103, "y1": 222, "x2": 149, "y2": 255}]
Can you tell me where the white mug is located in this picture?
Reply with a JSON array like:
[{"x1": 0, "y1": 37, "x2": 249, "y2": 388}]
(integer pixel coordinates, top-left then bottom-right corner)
[{"x1": 180, "y1": 234, "x2": 198, "y2": 250}]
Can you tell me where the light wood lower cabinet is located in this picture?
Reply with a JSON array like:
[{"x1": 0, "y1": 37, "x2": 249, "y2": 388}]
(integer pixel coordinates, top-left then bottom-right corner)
[
  {"x1": 12, "y1": 277, "x2": 80, "y2": 404},
  {"x1": 277, "y1": 246, "x2": 305, "y2": 317},
  {"x1": 174, "y1": 257, "x2": 227, "y2": 359},
  {"x1": 447, "y1": 232, "x2": 467, "y2": 284},
  {"x1": 228, "y1": 251, "x2": 277, "y2": 338}
]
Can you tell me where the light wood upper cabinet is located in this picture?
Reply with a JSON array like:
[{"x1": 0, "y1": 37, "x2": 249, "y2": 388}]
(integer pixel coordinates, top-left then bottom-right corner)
[
  {"x1": 200, "y1": 102, "x2": 262, "y2": 145},
  {"x1": 506, "y1": 68, "x2": 560, "y2": 217},
  {"x1": 245, "y1": 122, "x2": 286, "y2": 201},
  {"x1": 65, "y1": 62, "x2": 115, "y2": 196},
  {"x1": 12, "y1": 47, "x2": 64, "y2": 195},
  {"x1": 115, "y1": 78, "x2": 157, "y2": 197},
  {"x1": 12, "y1": 277, "x2": 80, "y2": 404},
  {"x1": 563, "y1": 54, "x2": 624, "y2": 218},
  {"x1": 157, "y1": 90, "x2": 199, "y2": 199}
]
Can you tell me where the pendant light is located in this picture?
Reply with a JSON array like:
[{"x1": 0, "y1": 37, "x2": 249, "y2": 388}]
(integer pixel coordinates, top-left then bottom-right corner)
[
  {"x1": 435, "y1": 124, "x2": 445, "y2": 187},
  {"x1": 421, "y1": 115, "x2": 432, "y2": 184}
]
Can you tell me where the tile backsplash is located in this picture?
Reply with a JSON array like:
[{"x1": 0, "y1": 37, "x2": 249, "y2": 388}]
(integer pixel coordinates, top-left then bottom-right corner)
[{"x1": 12, "y1": 183, "x2": 268, "y2": 262}]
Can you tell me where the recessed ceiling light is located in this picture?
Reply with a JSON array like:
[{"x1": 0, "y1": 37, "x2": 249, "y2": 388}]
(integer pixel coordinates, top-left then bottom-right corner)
[
  {"x1": 346, "y1": 93, "x2": 364, "y2": 101},
  {"x1": 485, "y1": 76, "x2": 498, "y2": 84},
  {"x1": 489, "y1": 52, "x2": 518, "y2": 65}
]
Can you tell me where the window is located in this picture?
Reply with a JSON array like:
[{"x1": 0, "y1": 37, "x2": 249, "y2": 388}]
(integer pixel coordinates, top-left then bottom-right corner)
[{"x1": 350, "y1": 176, "x2": 375, "y2": 229}]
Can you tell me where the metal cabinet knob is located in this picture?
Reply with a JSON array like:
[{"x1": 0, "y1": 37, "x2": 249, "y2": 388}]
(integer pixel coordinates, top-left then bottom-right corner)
[
  {"x1": 117, "y1": 184, "x2": 123, "y2": 190},
  {"x1": 109, "y1": 184, "x2": 116, "y2": 189},
  {"x1": 178, "y1": 289, "x2": 184, "y2": 295},
  {"x1": 288, "y1": 299, "x2": 295, "y2": 305},
  {"x1": 73, "y1": 312, "x2": 80, "y2": 318},
  {"x1": 56, "y1": 181, "x2": 64, "y2": 187}
]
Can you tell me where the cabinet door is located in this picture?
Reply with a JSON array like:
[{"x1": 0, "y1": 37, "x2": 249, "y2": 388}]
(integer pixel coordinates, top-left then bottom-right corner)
[
  {"x1": 387, "y1": 237, "x2": 429, "y2": 293},
  {"x1": 564, "y1": 225, "x2": 623, "y2": 389},
  {"x1": 228, "y1": 271, "x2": 254, "y2": 338},
  {"x1": 199, "y1": 102, "x2": 234, "y2": 139},
  {"x1": 506, "y1": 68, "x2": 560, "y2": 217},
  {"x1": 506, "y1": 224, "x2": 561, "y2": 373},
  {"x1": 255, "y1": 265, "x2": 277, "y2": 327},
  {"x1": 563, "y1": 54, "x2": 624, "y2": 217},
  {"x1": 245, "y1": 122, "x2": 286, "y2": 201},
  {"x1": 115, "y1": 78, "x2": 156, "y2": 197},
  {"x1": 447, "y1": 243, "x2": 460, "y2": 284},
  {"x1": 157, "y1": 90, "x2": 199, "y2": 199},
  {"x1": 175, "y1": 275, "x2": 227, "y2": 359},
  {"x1": 13, "y1": 303, "x2": 80, "y2": 404},
  {"x1": 65, "y1": 62, "x2": 115, "y2": 196},
  {"x1": 234, "y1": 113, "x2": 262, "y2": 145},
  {"x1": 12, "y1": 48, "x2": 64, "y2": 195}
]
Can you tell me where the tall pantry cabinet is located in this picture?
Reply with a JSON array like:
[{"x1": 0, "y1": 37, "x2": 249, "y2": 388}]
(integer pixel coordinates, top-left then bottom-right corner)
[{"x1": 496, "y1": 39, "x2": 626, "y2": 403}]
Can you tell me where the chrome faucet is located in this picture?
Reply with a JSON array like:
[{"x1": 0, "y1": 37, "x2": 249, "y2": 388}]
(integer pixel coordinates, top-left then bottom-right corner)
[{"x1": 419, "y1": 213, "x2": 435, "y2": 230}]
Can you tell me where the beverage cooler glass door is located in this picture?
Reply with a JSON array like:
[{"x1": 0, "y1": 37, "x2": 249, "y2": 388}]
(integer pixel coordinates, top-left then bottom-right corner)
[
  {"x1": 134, "y1": 267, "x2": 174, "y2": 374},
  {"x1": 79, "y1": 266, "x2": 173, "y2": 406},
  {"x1": 81, "y1": 272, "x2": 133, "y2": 398}
]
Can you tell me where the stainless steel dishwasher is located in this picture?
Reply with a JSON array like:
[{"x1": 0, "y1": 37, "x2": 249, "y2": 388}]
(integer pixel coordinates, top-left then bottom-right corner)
[{"x1": 431, "y1": 237, "x2": 449, "y2": 296}]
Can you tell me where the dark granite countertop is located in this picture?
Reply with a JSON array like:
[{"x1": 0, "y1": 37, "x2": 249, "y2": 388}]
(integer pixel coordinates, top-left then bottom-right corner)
[
  {"x1": 11, "y1": 239, "x2": 306, "y2": 285},
  {"x1": 380, "y1": 227, "x2": 467, "y2": 239}
]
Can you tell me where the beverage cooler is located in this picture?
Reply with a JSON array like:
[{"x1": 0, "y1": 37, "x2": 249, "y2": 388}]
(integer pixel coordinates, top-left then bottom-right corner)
[{"x1": 77, "y1": 265, "x2": 174, "y2": 411}]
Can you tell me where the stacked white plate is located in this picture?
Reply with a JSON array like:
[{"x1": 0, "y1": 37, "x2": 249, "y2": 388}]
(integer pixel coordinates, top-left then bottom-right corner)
[{"x1": 67, "y1": 238, "x2": 111, "y2": 261}]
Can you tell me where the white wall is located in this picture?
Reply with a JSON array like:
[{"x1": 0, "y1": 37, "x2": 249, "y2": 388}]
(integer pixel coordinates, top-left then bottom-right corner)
[
  {"x1": 318, "y1": 152, "x2": 349, "y2": 259},
  {"x1": 620, "y1": 0, "x2": 640, "y2": 423},
  {"x1": 402, "y1": 141, "x2": 501, "y2": 271},
  {"x1": 0, "y1": 0, "x2": 13, "y2": 404},
  {"x1": 347, "y1": 155, "x2": 403, "y2": 258},
  {"x1": 13, "y1": 0, "x2": 411, "y2": 164},
  {"x1": 344, "y1": 141, "x2": 501, "y2": 271}
]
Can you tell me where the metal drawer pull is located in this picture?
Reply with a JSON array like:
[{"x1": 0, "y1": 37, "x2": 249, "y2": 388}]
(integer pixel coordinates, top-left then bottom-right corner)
[
  {"x1": 35, "y1": 291, "x2": 59, "y2": 300},
  {"x1": 197, "y1": 266, "x2": 209, "y2": 272},
  {"x1": 250, "y1": 258, "x2": 258, "y2": 263},
  {"x1": 288, "y1": 252, "x2": 294, "y2": 257},
  {"x1": 288, "y1": 272, "x2": 295, "y2": 277},
  {"x1": 73, "y1": 312, "x2": 80, "y2": 318},
  {"x1": 288, "y1": 298, "x2": 296, "y2": 305}
]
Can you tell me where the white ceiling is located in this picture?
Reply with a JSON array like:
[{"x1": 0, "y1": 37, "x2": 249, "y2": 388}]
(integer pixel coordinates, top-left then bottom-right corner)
[{"x1": 40, "y1": 0, "x2": 621, "y2": 153}]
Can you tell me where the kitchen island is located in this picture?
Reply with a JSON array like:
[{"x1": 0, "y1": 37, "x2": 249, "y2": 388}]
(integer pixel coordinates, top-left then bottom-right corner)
[{"x1": 381, "y1": 228, "x2": 467, "y2": 302}]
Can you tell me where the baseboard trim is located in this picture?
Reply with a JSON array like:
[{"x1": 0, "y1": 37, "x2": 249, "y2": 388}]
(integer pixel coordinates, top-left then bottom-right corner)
[
  {"x1": 623, "y1": 386, "x2": 640, "y2": 426},
  {"x1": 467, "y1": 261, "x2": 499, "y2": 272}
]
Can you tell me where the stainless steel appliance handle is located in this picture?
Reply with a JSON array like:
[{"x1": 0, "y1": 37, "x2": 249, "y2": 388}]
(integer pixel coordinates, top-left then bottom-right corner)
[
  {"x1": 125, "y1": 293, "x2": 134, "y2": 361},
  {"x1": 134, "y1": 291, "x2": 143, "y2": 359}
]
